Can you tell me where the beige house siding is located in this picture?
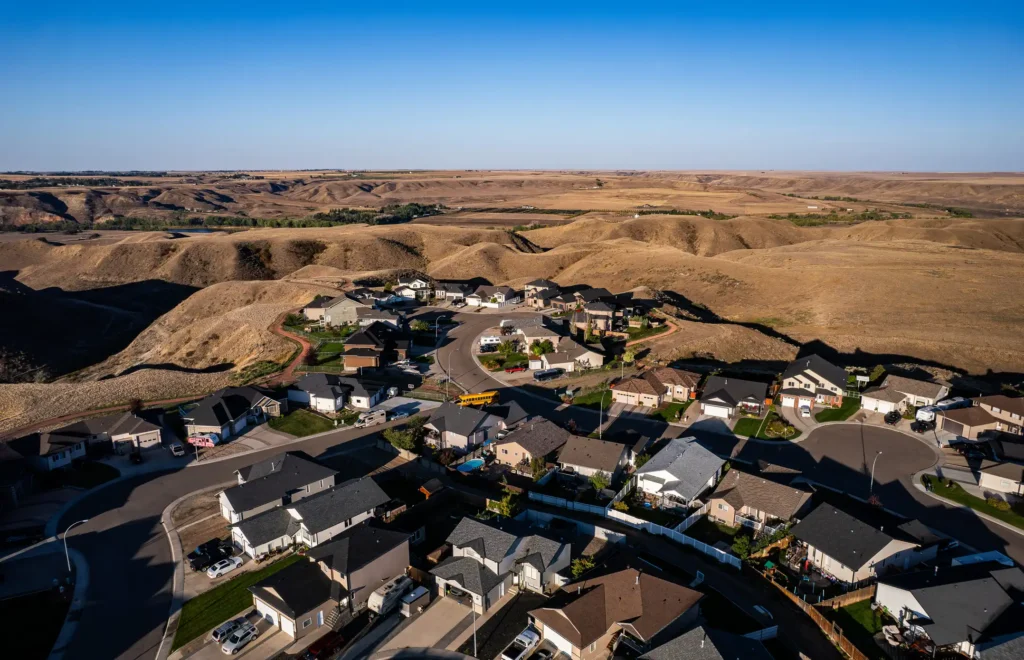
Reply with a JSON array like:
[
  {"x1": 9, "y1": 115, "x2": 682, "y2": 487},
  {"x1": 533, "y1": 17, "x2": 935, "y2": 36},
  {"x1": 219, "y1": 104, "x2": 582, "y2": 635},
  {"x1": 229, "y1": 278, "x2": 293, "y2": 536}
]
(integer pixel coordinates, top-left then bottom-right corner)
[
  {"x1": 495, "y1": 441, "x2": 533, "y2": 468},
  {"x1": 979, "y1": 471, "x2": 1024, "y2": 495},
  {"x1": 347, "y1": 540, "x2": 410, "y2": 610},
  {"x1": 806, "y1": 539, "x2": 922, "y2": 583}
]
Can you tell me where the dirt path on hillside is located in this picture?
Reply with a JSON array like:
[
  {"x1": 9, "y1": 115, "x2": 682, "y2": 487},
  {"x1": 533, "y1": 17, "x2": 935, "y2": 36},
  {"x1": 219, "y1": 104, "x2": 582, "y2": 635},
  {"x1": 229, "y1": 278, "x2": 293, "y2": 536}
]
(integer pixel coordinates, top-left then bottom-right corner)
[
  {"x1": 625, "y1": 316, "x2": 679, "y2": 347},
  {"x1": 262, "y1": 311, "x2": 310, "y2": 387}
]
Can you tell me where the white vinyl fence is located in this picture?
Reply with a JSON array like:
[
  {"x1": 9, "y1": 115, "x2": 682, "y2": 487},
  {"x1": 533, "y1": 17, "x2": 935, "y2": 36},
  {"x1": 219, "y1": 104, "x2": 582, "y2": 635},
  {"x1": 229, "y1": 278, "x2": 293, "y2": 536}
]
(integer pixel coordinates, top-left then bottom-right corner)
[{"x1": 527, "y1": 492, "x2": 741, "y2": 569}]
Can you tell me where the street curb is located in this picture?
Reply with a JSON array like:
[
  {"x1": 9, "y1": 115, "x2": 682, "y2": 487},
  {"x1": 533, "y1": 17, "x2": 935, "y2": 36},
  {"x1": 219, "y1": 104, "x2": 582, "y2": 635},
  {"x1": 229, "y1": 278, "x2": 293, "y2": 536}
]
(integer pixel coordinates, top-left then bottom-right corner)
[
  {"x1": 155, "y1": 481, "x2": 235, "y2": 660},
  {"x1": 47, "y1": 547, "x2": 88, "y2": 660},
  {"x1": 912, "y1": 470, "x2": 1024, "y2": 540}
]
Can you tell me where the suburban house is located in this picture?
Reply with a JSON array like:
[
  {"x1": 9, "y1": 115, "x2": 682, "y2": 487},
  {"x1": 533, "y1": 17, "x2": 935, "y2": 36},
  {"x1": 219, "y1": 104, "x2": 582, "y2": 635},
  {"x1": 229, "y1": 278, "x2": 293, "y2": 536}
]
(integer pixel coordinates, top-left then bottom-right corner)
[
  {"x1": 517, "y1": 317, "x2": 564, "y2": 350},
  {"x1": 219, "y1": 451, "x2": 338, "y2": 523},
  {"x1": 529, "y1": 567, "x2": 703, "y2": 659},
  {"x1": 791, "y1": 503, "x2": 941, "y2": 585},
  {"x1": 339, "y1": 376, "x2": 388, "y2": 410},
  {"x1": 698, "y1": 376, "x2": 768, "y2": 419},
  {"x1": 343, "y1": 322, "x2": 409, "y2": 370},
  {"x1": 707, "y1": 469, "x2": 813, "y2": 534},
  {"x1": 434, "y1": 281, "x2": 475, "y2": 301},
  {"x1": 557, "y1": 435, "x2": 630, "y2": 480},
  {"x1": 301, "y1": 295, "x2": 334, "y2": 323},
  {"x1": 431, "y1": 517, "x2": 571, "y2": 613},
  {"x1": 250, "y1": 560, "x2": 340, "y2": 641},
  {"x1": 182, "y1": 386, "x2": 284, "y2": 441},
  {"x1": 55, "y1": 412, "x2": 163, "y2": 454},
  {"x1": 874, "y1": 561, "x2": 1024, "y2": 659},
  {"x1": 861, "y1": 375, "x2": 950, "y2": 415},
  {"x1": 583, "y1": 301, "x2": 616, "y2": 333},
  {"x1": 493, "y1": 419, "x2": 571, "y2": 472},
  {"x1": 8, "y1": 429, "x2": 87, "y2": 472},
  {"x1": 307, "y1": 522, "x2": 411, "y2": 611},
  {"x1": 466, "y1": 285, "x2": 521, "y2": 308},
  {"x1": 574, "y1": 287, "x2": 613, "y2": 305},
  {"x1": 539, "y1": 339, "x2": 604, "y2": 373},
  {"x1": 611, "y1": 368, "x2": 701, "y2": 408},
  {"x1": 322, "y1": 294, "x2": 368, "y2": 327},
  {"x1": 635, "y1": 437, "x2": 725, "y2": 509},
  {"x1": 289, "y1": 373, "x2": 348, "y2": 413},
  {"x1": 348, "y1": 287, "x2": 399, "y2": 307},
  {"x1": 979, "y1": 462, "x2": 1024, "y2": 496},
  {"x1": 424, "y1": 403, "x2": 500, "y2": 451},
  {"x1": 355, "y1": 307, "x2": 402, "y2": 329},
  {"x1": 484, "y1": 400, "x2": 531, "y2": 430},
  {"x1": 639, "y1": 624, "x2": 773, "y2": 660},
  {"x1": 231, "y1": 476, "x2": 390, "y2": 558},
  {"x1": 395, "y1": 276, "x2": 432, "y2": 300},
  {"x1": 524, "y1": 279, "x2": 560, "y2": 308},
  {"x1": 779, "y1": 355, "x2": 847, "y2": 410},
  {"x1": 936, "y1": 396, "x2": 1024, "y2": 442}
]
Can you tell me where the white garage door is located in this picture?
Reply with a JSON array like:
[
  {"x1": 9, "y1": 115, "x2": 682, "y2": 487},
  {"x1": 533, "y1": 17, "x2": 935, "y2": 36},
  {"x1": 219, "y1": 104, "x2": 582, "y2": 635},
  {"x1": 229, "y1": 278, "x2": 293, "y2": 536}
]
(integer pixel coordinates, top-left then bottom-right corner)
[
  {"x1": 703, "y1": 404, "x2": 732, "y2": 419},
  {"x1": 862, "y1": 396, "x2": 895, "y2": 414},
  {"x1": 780, "y1": 395, "x2": 796, "y2": 408},
  {"x1": 255, "y1": 599, "x2": 279, "y2": 626},
  {"x1": 281, "y1": 617, "x2": 295, "y2": 637},
  {"x1": 544, "y1": 626, "x2": 575, "y2": 656}
]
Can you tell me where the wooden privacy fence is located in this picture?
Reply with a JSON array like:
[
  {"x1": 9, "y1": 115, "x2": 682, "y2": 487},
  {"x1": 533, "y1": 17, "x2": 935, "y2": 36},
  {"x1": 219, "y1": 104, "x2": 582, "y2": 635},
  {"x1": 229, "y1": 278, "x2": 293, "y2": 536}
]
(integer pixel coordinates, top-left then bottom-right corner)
[
  {"x1": 818, "y1": 584, "x2": 877, "y2": 610},
  {"x1": 762, "y1": 570, "x2": 869, "y2": 660}
]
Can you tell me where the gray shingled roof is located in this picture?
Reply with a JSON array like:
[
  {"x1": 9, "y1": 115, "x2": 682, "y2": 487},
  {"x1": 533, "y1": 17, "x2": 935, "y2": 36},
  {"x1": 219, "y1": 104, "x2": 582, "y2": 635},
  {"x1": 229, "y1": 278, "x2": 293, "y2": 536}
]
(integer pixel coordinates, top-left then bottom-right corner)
[
  {"x1": 427, "y1": 403, "x2": 492, "y2": 438},
  {"x1": 782, "y1": 355, "x2": 847, "y2": 390},
  {"x1": 306, "y1": 522, "x2": 409, "y2": 575},
  {"x1": 234, "y1": 507, "x2": 301, "y2": 546},
  {"x1": 291, "y1": 477, "x2": 390, "y2": 535},
  {"x1": 8, "y1": 430, "x2": 84, "y2": 458},
  {"x1": 430, "y1": 555, "x2": 503, "y2": 596},
  {"x1": 447, "y1": 517, "x2": 519, "y2": 561},
  {"x1": 60, "y1": 412, "x2": 161, "y2": 438},
  {"x1": 558, "y1": 435, "x2": 628, "y2": 473},
  {"x1": 640, "y1": 625, "x2": 772, "y2": 660},
  {"x1": 699, "y1": 376, "x2": 768, "y2": 408},
  {"x1": 791, "y1": 504, "x2": 899, "y2": 571},
  {"x1": 225, "y1": 452, "x2": 337, "y2": 512},
  {"x1": 494, "y1": 419, "x2": 569, "y2": 459},
  {"x1": 295, "y1": 373, "x2": 348, "y2": 399},
  {"x1": 710, "y1": 469, "x2": 812, "y2": 522},
  {"x1": 882, "y1": 375, "x2": 947, "y2": 401},
  {"x1": 249, "y1": 560, "x2": 338, "y2": 618},
  {"x1": 637, "y1": 437, "x2": 726, "y2": 503},
  {"x1": 184, "y1": 387, "x2": 275, "y2": 428}
]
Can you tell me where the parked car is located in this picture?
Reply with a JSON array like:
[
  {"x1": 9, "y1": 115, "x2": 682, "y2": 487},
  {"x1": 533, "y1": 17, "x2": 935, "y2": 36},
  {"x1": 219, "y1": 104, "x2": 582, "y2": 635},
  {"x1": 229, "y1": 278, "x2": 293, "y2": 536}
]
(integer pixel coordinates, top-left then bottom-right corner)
[
  {"x1": 393, "y1": 359, "x2": 411, "y2": 367},
  {"x1": 500, "y1": 628, "x2": 541, "y2": 660},
  {"x1": 301, "y1": 630, "x2": 345, "y2": 659},
  {"x1": 533, "y1": 368, "x2": 564, "y2": 382},
  {"x1": 389, "y1": 411, "x2": 409, "y2": 421},
  {"x1": 505, "y1": 365, "x2": 527, "y2": 374},
  {"x1": 798, "y1": 405, "x2": 811, "y2": 418},
  {"x1": 911, "y1": 420, "x2": 936, "y2": 434},
  {"x1": 221, "y1": 623, "x2": 258, "y2": 654},
  {"x1": 188, "y1": 538, "x2": 223, "y2": 560},
  {"x1": 532, "y1": 650, "x2": 553, "y2": 660},
  {"x1": 169, "y1": 443, "x2": 186, "y2": 457},
  {"x1": 211, "y1": 618, "x2": 246, "y2": 643},
  {"x1": 354, "y1": 410, "x2": 387, "y2": 429},
  {"x1": 884, "y1": 411, "x2": 902, "y2": 425},
  {"x1": 207, "y1": 556, "x2": 243, "y2": 579}
]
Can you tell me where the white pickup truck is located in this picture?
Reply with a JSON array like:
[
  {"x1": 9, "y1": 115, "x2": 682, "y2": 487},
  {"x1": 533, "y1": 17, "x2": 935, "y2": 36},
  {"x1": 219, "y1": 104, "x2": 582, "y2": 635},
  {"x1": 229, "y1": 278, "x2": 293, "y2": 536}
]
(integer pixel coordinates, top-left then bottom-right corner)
[{"x1": 500, "y1": 629, "x2": 540, "y2": 660}]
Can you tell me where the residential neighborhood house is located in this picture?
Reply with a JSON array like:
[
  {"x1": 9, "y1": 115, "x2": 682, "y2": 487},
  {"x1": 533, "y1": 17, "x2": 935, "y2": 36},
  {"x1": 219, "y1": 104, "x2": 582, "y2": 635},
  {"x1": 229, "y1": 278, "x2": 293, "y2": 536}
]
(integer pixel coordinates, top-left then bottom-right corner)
[
  {"x1": 44, "y1": 412, "x2": 162, "y2": 455},
  {"x1": 707, "y1": 469, "x2": 813, "y2": 534},
  {"x1": 698, "y1": 376, "x2": 768, "y2": 419},
  {"x1": 431, "y1": 517, "x2": 570, "y2": 613},
  {"x1": 424, "y1": 403, "x2": 501, "y2": 451},
  {"x1": 182, "y1": 386, "x2": 284, "y2": 441},
  {"x1": 635, "y1": 437, "x2": 726, "y2": 510},
  {"x1": 307, "y1": 522, "x2": 411, "y2": 610},
  {"x1": 528, "y1": 567, "x2": 703, "y2": 659},
  {"x1": 8, "y1": 428, "x2": 87, "y2": 472},
  {"x1": 493, "y1": 419, "x2": 571, "y2": 473},
  {"x1": 611, "y1": 367, "x2": 701, "y2": 408},
  {"x1": 396, "y1": 276, "x2": 432, "y2": 300},
  {"x1": 558, "y1": 435, "x2": 630, "y2": 481},
  {"x1": 791, "y1": 503, "x2": 941, "y2": 585},
  {"x1": 779, "y1": 354, "x2": 847, "y2": 410},
  {"x1": 639, "y1": 624, "x2": 773, "y2": 660},
  {"x1": 466, "y1": 285, "x2": 521, "y2": 308},
  {"x1": 288, "y1": 373, "x2": 388, "y2": 412},
  {"x1": 861, "y1": 374, "x2": 950, "y2": 415},
  {"x1": 219, "y1": 451, "x2": 338, "y2": 523}
]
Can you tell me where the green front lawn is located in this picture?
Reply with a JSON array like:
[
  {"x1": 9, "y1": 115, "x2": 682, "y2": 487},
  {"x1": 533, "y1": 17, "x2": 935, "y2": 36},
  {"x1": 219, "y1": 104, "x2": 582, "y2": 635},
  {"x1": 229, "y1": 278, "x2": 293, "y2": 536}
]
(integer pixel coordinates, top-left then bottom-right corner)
[
  {"x1": 572, "y1": 385, "x2": 612, "y2": 411},
  {"x1": 814, "y1": 396, "x2": 861, "y2": 423},
  {"x1": 268, "y1": 409, "x2": 335, "y2": 437},
  {"x1": 733, "y1": 411, "x2": 801, "y2": 441},
  {"x1": 684, "y1": 517, "x2": 741, "y2": 547},
  {"x1": 922, "y1": 475, "x2": 1024, "y2": 531},
  {"x1": 626, "y1": 324, "x2": 669, "y2": 341},
  {"x1": 477, "y1": 352, "x2": 528, "y2": 371},
  {"x1": 648, "y1": 401, "x2": 690, "y2": 423},
  {"x1": 829, "y1": 599, "x2": 887, "y2": 660},
  {"x1": 172, "y1": 555, "x2": 303, "y2": 651},
  {"x1": 318, "y1": 342, "x2": 346, "y2": 353}
]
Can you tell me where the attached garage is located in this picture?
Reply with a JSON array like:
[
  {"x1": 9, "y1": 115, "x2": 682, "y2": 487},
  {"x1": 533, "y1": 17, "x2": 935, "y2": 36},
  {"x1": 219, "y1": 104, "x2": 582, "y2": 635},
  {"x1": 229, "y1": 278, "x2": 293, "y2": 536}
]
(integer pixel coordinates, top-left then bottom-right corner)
[
  {"x1": 613, "y1": 391, "x2": 639, "y2": 406},
  {"x1": 702, "y1": 403, "x2": 733, "y2": 419},
  {"x1": 780, "y1": 394, "x2": 797, "y2": 408},
  {"x1": 861, "y1": 394, "x2": 899, "y2": 415},
  {"x1": 255, "y1": 598, "x2": 279, "y2": 626},
  {"x1": 281, "y1": 617, "x2": 295, "y2": 637},
  {"x1": 941, "y1": 417, "x2": 964, "y2": 436},
  {"x1": 540, "y1": 623, "x2": 575, "y2": 656}
]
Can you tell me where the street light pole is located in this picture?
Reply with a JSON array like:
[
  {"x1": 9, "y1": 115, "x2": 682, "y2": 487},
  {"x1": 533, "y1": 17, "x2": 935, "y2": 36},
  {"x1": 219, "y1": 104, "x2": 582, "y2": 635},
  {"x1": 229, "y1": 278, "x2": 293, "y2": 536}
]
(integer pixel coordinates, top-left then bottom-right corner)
[
  {"x1": 472, "y1": 605, "x2": 478, "y2": 658},
  {"x1": 869, "y1": 451, "x2": 883, "y2": 494},
  {"x1": 599, "y1": 389, "x2": 610, "y2": 439},
  {"x1": 62, "y1": 519, "x2": 89, "y2": 574}
]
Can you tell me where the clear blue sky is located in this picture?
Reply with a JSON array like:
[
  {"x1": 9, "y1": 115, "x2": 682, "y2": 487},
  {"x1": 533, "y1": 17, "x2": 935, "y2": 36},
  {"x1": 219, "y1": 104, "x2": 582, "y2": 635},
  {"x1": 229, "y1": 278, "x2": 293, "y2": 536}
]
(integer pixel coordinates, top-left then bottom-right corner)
[{"x1": 1, "y1": 1, "x2": 1021, "y2": 171}]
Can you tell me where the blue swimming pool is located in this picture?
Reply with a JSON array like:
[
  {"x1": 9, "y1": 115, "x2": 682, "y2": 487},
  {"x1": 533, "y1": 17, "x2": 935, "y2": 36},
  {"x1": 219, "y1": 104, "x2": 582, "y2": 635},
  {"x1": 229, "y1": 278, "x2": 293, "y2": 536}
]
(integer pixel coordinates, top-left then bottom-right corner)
[{"x1": 457, "y1": 458, "x2": 485, "y2": 472}]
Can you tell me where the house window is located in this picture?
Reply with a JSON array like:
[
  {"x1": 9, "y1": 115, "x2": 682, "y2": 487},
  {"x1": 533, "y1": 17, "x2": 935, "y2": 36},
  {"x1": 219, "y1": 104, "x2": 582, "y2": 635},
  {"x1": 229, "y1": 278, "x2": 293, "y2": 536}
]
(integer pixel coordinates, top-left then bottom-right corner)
[
  {"x1": 718, "y1": 503, "x2": 728, "y2": 511},
  {"x1": 302, "y1": 618, "x2": 312, "y2": 629},
  {"x1": 589, "y1": 642, "x2": 597, "y2": 652},
  {"x1": 502, "y1": 449, "x2": 508, "y2": 455}
]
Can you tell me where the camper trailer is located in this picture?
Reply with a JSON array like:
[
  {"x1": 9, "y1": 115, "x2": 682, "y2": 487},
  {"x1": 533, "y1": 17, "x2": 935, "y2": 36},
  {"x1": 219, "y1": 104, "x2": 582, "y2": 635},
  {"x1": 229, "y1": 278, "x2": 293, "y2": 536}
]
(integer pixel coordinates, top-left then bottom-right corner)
[{"x1": 367, "y1": 574, "x2": 414, "y2": 617}]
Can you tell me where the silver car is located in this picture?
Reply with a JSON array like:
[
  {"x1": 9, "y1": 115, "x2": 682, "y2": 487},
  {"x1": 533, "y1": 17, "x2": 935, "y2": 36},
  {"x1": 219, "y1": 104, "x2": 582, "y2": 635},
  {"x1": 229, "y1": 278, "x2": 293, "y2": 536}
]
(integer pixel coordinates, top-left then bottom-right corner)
[
  {"x1": 211, "y1": 617, "x2": 245, "y2": 643},
  {"x1": 221, "y1": 623, "x2": 258, "y2": 654}
]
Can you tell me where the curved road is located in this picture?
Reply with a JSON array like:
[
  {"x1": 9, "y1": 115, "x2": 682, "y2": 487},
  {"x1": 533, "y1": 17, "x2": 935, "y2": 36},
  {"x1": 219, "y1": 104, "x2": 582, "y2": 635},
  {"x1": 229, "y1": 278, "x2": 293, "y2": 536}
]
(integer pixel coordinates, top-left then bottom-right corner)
[{"x1": 51, "y1": 308, "x2": 1024, "y2": 660}]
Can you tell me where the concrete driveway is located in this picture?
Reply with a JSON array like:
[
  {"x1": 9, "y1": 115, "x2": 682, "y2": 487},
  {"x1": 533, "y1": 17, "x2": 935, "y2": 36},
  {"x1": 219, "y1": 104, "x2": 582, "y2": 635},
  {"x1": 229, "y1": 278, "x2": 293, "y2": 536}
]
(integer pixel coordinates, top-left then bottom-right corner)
[
  {"x1": 373, "y1": 396, "x2": 442, "y2": 417},
  {"x1": 378, "y1": 597, "x2": 470, "y2": 651},
  {"x1": 686, "y1": 414, "x2": 736, "y2": 436},
  {"x1": 181, "y1": 614, "x2": 287, "y2": 660},
  {"x1": 235, "y1": 424, "x2": 296, "y2": 448}
]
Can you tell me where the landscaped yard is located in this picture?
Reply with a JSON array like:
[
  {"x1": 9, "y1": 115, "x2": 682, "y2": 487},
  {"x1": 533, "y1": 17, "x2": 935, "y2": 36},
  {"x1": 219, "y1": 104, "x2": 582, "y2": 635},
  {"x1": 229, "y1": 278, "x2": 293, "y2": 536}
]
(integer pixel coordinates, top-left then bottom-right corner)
[
  {"x1": 814, "y1": 395, "x2": 862, "y2": 423},
  {"x1": 171, "y1": 555, "x2": 302, "y2": 651},
  {"x1": 648, "y1": 401, "x2": 690, "y2": 423},
  {"x1": 572, "y1": 385, "x2": 612, "y2": 411},
  {"x1": 477, "y1": 352, "x2": 528, "y2": 371},
  {"x1": 733, "y1": 411, "x2": 801, "y2": 441},
  {"x1": 318, "y1": 341, "x2": 346, "y2": 353},
  {"x1": 626, "y1": 324, "x2": 669, "y2": 341},
  {"x1": 268, "y1": 409, "x2": 336, "y2": 437},
  {"x1": 622, "y1": 501, "x2": 684, "y2": 527},
  {"x1": 828, "y1": 599, "x2": 887, "y2": 660},
  {"x1": 922, "y1": 475, "x2": 1024, "y2": 532},
  {"x1": 684, "y1": 517, "x2": 741, "y2": 548}
]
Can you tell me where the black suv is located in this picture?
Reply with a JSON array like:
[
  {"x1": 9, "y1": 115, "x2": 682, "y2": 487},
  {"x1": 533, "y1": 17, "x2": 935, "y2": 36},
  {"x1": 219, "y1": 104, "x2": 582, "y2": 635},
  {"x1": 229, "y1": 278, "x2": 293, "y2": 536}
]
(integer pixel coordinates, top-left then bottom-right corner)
[
  {"x1": 911, "y1": 420, "x2": 935, "y2": 433},
  {"x1": 187, "y1": 538, "x2": 233, "y2": 571},
  {"x1": 884, "y1": 411, "x2": 902, "y2": 425}
]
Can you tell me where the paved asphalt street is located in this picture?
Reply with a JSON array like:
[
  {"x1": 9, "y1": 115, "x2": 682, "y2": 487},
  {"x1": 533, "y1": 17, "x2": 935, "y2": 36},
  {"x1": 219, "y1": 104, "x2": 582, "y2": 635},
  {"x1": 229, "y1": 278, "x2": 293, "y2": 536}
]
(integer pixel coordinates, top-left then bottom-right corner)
[{"x1": 51, "y1": 308, "x2": 1024, "y2": 660}]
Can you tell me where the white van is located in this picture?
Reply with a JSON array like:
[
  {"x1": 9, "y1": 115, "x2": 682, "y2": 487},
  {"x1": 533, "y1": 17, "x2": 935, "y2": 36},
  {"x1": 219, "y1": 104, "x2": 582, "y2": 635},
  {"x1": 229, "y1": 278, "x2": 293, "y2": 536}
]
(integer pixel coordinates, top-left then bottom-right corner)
[
  {"x1": 480, "y1": 335, "x2": 502, "y2": 347},
  {"x1": 368, "y1": 574, "x2": 414, "y2": 617}
]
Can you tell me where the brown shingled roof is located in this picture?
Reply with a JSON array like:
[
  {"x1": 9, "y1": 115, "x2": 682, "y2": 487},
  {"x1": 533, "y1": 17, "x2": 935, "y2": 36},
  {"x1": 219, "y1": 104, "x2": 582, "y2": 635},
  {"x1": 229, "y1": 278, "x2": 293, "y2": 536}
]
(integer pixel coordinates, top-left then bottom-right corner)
[
  {"x1": 647, "y1": 367, "x2": 701, "y2": 390},
  {"x1": 710, "y1": 469, "x2": 812, "y2": 521},
  {"x1": 529, "y1": 568, "x2": 702, "y2": 649}
]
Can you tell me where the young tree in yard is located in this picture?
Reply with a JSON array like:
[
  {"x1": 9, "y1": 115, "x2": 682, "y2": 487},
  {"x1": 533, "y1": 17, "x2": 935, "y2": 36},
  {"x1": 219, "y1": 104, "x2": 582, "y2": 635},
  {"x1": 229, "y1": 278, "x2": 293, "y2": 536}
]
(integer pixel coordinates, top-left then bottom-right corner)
[
  {"x1": 571, "y1": 556, "x2": 595, "y2": 578},
  {"x1": 410, "y1": 319, "x2": 429, "y2": 333},
  {"x1": 303, "y1": 346, "x2": 318, "y2": 366},
  {"x1": 530, "y1": 456, "x2": 547, "y2": 481},
  {"x1": 407, "y1": 415, "x2": 428, "y2": 441},
  {"x1": 498, "y1": 340, "x2": 518, "y2": 356},
  {"x1": 731, "y1": 533, "x2": 752, "y2": 560},
  {"x1": 382, "y1": 427, "x2": 415, "y2": 451},
  {"x1": 383, "y1": 281, "x2": 394, "y2": 292},
  {"x1": 489, "y1": 492, "x2": 519, "y2": 518},
  {"x1": 129, "y1": 398, "x2": 144, "y2": 414},
  {"x1": 530, "y1": 339, "x2": 554, "y2": 356},
  {"x1": 634, "y1": 453, "x2": 651, "y2": 469},
  {"x1": 589, "y1": 470, "x2": 610, "y2": 492},
  {"x1": 623, "y1": 348, "x2": 637, "y2": 364},
  {"x1": 284, "y1": 313, "x2": 305, "y2": 327}
]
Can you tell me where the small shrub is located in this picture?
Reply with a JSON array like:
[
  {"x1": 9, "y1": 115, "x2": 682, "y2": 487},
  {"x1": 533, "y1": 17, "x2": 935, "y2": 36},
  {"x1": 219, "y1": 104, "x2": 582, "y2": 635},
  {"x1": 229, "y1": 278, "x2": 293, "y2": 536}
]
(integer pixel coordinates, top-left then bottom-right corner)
[
  {"x1": 613, "y1": 501, "x2": 629, "y2": 512},
  {"x1": 571, "y1": 556, "x2": 595, "y2": 578},
  {"x1": 987, "y1": 497, "x2": 1012, "y2": 511}
]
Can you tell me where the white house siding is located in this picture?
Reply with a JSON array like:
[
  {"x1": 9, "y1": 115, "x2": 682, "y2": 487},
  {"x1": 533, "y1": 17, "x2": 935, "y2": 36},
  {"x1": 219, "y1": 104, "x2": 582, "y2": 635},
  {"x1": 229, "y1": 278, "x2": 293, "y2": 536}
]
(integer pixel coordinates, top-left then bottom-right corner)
[
  {"x1": 874, "y1": 584, "x2": 927, "y2": 627},
  {"x1": 310, "y1": 394, "x2": 344, "y2": 413},
  {"x1": 701, "y1": 403, "x2": 733, "y2": 419},
  {"x1": 539, "y1": 623, "x2": 575, "y2": 657},
  {"x1": 806, "y1": 539, "x2": 923, "y2": 584},
  {"x1": 309, "y1": 510, "x2": 373, "y2": 546},
  {"x1": 979, "y1": 471, "x2": 1024, "y2": 495},
  {"x1": 255, "y1": 598, "x2": 280, "y2": 626},
  {"x1": 861, "y1": 395, "x2": 899, "y2": 414},
  {"x1": 39, "y1": 442, "x2": 87, "y2": 471},
  {"x1": 281, "y1": 617, "x2": 295, "y2": 637}
]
